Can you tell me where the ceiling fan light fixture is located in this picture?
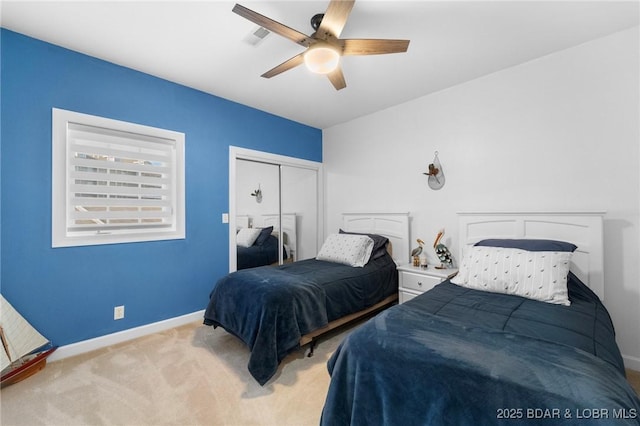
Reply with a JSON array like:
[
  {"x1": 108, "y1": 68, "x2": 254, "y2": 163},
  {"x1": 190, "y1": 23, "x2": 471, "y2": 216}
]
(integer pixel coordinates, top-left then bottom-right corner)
[
  {"x1": 232, "y1": 1, "x2": 410, "y2": 90},
  {"x1": 304, "y1": 46, "x2": 340, "y2": 74}
]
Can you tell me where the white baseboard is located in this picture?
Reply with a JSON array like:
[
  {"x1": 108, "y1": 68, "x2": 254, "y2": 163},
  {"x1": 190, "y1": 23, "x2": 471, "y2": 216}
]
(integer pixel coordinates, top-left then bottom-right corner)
[
  {"x1": 623, "y1": 354, "x2": 640, "y2": 372},
  {"x1": 49, "y1": 310, "x2": 205, "y2": 362}
]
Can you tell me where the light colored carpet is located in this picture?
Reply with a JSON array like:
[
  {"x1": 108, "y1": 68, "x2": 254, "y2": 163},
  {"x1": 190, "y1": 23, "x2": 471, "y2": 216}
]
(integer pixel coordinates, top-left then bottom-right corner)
[
  {"x1": 627, "y1": 369, "x2": 640, "y2": 396},
  {"x1": 1, "y1": 321, "x2": 348, "y2": 426},
  {"x1": 2, "y1": 321, "x2": 639, "y2": 426}
]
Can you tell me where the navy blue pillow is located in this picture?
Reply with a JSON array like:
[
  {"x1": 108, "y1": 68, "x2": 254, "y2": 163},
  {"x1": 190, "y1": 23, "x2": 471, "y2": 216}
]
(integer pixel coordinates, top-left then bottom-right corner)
[
  {"x1": 475, "y1": 238, "x2": 577, "y2": 252},
  {"x1": 254, "y1": 226, "x2": 274, "y2": 246},
  {"x1": 339, "y1": 229, "x2": 389, "y2": 260}
]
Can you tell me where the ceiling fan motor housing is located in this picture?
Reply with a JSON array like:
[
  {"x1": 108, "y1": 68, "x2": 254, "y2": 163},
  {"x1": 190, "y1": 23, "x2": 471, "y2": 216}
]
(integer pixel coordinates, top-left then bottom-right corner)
[{"x1": 311, "y1": 13, "x2": 324, "y2": 31}]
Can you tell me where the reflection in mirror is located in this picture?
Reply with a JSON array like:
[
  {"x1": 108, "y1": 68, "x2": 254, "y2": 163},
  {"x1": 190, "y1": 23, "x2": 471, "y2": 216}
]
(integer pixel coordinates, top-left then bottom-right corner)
[
  {"x1": 230, "y1": 147, "x2": 323, "y2": 273},
  {"x1": 281, "y1": 165, "x2": 317, "y2": 261},
  {"x1": 235, "y1": 159, "x2": 283, "y2": 270}
]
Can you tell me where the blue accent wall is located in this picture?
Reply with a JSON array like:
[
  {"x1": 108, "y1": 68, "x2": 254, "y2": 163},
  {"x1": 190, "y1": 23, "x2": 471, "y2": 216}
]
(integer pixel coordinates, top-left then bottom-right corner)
[{"x1": 0, "y1": 29, "x2": 322, "y2": 346}]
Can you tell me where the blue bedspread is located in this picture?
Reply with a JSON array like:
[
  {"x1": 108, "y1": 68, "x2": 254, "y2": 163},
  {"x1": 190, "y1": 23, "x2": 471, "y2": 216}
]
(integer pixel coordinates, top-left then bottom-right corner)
[
  {"x1": 204, "y1": 254, "x2": 397, "y2": 385},
  {"x1": 237, "y1": 235, "x2": 287, "y2": 270},
  {"x1": 322, "y1": 274, "x2": 640, "y2": 425}
]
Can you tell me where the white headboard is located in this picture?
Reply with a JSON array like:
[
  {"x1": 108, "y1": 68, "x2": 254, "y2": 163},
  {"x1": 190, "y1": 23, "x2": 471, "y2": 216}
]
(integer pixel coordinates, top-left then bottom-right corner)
[
  {"x1": 458, "y1": 212, "x2": 605, "y2": 300},
  {"x1": 342, "y1": 212, "x2": 410, "y2": 265},
  {"x1": 260, "y1": 213, "x2": 297, "y2": 261},
  {"x1": 236, "y1": 215, "x2": 250, "y2": 229}
]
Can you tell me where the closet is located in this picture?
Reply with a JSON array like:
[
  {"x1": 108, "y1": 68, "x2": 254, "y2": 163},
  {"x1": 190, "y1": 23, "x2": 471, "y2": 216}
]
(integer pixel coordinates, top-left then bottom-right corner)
[{"x1": 229, "y1": 147, "x2": 322, "y2": 272}]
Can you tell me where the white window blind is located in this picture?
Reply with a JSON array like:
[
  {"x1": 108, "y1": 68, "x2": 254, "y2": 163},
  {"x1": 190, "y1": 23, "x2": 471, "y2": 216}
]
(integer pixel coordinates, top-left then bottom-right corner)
[{"x1": 52, "y1": 109, "x2": 185, "y2": 247}]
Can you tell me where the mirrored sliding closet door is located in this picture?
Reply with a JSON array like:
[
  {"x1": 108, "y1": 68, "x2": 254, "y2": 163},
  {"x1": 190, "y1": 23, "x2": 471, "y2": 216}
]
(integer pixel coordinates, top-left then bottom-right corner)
[{"x1": 229, "y1": 147, "x2": 322, "y2": 272}]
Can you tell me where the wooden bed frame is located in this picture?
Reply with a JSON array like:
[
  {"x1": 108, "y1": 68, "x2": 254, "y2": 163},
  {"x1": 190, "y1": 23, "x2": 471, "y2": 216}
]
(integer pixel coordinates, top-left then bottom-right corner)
[
  {"x1": 458, "y1": 211, "x2": 605, "y2": 300},
  {"x1": 300, "y1": 212, "x2": 410, "y2": 354}
]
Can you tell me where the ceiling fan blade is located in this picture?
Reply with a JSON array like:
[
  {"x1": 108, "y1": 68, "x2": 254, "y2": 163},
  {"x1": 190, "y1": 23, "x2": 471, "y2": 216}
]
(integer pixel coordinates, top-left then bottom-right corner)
[
  {"x1": 233, "y1": 4, "x2": 314, "y2": 48},
  {"x1": 342, "y1": 39, "x2": 410, "y2": 55},
  {"x1": 261, "y1": 53, "x2": 305, "y2": 79},
  {"x1": 327, "y1": 65, "x2": 347, "y2": 90},
  {"x1": 317, "y1": 0, "x2": 355, "y2": 40}
]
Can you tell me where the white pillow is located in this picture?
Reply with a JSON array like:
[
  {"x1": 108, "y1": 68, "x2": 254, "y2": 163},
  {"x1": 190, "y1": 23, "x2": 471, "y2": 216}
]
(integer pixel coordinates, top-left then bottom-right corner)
[
  {"x1": 316, "y1": 234, "x2": 374, "y2": 267},
  {"x1": 450, "y1": 245, "x2": 572, "y2": 305},
  {"x1": 236, "y1": 228, "x2": 261, "y2": 248}
]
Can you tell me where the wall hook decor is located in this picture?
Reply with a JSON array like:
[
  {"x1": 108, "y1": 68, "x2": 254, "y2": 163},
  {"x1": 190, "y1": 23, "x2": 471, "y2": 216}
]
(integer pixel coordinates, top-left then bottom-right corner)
[
  {"x1": 423, "y1": 151, "x2": 445, "y2": 190},
  {"x1": 251, "y1": 185, "x2": 263, "y2": 203}
]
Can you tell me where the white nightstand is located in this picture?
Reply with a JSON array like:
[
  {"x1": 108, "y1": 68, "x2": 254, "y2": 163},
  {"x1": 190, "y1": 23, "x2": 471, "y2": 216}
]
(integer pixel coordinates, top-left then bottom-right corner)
[{"x1": 397, "y1": 264, "x2": 458, "y2": 304}]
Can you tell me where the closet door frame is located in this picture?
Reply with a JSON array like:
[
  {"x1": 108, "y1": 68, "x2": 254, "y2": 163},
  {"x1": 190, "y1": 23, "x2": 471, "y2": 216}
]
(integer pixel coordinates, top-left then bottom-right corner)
[{"x1": 229, "y1": 146, "x2": 324, "y2": 272}]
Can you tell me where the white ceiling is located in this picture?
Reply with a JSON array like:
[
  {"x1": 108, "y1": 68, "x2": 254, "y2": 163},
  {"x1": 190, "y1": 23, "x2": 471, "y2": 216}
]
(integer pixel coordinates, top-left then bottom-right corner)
[{"x1": 1, "y1": 1, "x2": 638, "y2": 129}]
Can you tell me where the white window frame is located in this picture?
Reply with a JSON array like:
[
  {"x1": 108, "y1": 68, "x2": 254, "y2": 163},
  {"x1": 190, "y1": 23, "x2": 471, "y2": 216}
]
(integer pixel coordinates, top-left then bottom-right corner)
[{"x1": 52, "y1": 108, "x2": 185, "y2": 247}]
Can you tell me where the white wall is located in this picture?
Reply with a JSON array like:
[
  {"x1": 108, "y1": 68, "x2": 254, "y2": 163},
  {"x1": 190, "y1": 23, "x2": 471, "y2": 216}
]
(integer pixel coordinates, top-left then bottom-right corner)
[
  {"x1": 236, "y1": 160, "x2": 280, "y2": 223},
  {"x1": 323, "y1": 27, "x2": 640, "y2": 368}
]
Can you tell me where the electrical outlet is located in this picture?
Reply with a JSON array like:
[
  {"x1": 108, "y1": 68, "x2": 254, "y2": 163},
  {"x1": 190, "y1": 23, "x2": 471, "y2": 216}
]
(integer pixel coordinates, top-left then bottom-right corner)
[
  {"x1": 114, "y1": 305, "x2": 125, "y2": 320},
  {"x1": 222, "y1": 213, "x2": 229, "y2": 223}
]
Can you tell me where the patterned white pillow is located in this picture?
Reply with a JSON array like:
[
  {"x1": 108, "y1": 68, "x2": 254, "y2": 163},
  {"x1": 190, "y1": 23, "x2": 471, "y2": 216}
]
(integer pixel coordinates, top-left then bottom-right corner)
[
  {"x1": 236, "y1": 228, "x2": 261, "y2": 248},
  {"x1": 316, "y1": 234, "x2": 375, "y2": 267},
  {"x1": 451, "y1": 245, "x2": 572, "y2": 305}
]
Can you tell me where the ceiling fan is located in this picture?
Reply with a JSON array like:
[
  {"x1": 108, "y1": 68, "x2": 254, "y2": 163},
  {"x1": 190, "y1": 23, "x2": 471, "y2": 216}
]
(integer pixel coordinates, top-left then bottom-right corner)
[{"x1": 232, "y1": 0, "x2": 410, "y2": 90}]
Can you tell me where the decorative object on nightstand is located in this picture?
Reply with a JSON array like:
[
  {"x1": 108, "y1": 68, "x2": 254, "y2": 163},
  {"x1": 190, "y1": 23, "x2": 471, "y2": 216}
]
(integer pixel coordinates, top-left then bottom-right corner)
[
  {"x1": 433, "y1": 228, "x2": 453, "y2": 269},
  {"x1": 397, "y1": 264, "x2": 458, "y2": 303},
  {"x1": 423, "y1": 151, "x2": 445, "y2": 190},
  {"x1": 410, "y1": 239, "x2": 425, "y2": 266}
]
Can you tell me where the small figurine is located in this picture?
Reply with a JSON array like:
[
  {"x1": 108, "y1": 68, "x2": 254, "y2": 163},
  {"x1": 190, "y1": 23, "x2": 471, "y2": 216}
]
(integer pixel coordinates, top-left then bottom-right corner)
[
  {"x1": 411, "y1": 239, "x2": 425, "y2": 266},
  {"x1": 433, "y1": 229, "x2": 453, "y2": 269},
  {"x1": 423, "y1": 151, "x2": 445, "y2": 190},
  {"x1": 423, "y1": 163, "x2": 440, "y2": 180}
]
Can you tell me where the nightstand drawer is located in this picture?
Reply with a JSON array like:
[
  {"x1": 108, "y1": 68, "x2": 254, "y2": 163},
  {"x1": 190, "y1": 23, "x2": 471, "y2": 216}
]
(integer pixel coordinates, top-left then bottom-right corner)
[
  {"x1": 399, "y1": 290, "x2": 418, "y2": 304},
  {"x1": 397, "y1": 265, "x2": 458, "y2": 304},
  {"x1": 401, "y1": 272, "x2": 441, "y2": 292}
]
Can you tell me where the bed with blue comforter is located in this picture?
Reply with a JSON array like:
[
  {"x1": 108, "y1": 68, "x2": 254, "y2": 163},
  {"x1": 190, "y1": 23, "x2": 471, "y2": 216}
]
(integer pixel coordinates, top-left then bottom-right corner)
[
  {"x1": 321, "y1": 273, "x2": 640, "y2": 425},
  {"x1": 204, "y1": 252, "x2": 398, "y2": 385},
  {"x1": 237, "y1": 234, "x2": 288, "y2": 270}
]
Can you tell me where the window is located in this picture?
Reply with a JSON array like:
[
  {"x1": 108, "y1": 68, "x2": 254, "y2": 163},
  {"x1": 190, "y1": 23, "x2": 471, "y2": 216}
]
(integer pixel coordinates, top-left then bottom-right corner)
[{"x1": 52, "y1": 108, "x2": 185, "y2": 247}]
